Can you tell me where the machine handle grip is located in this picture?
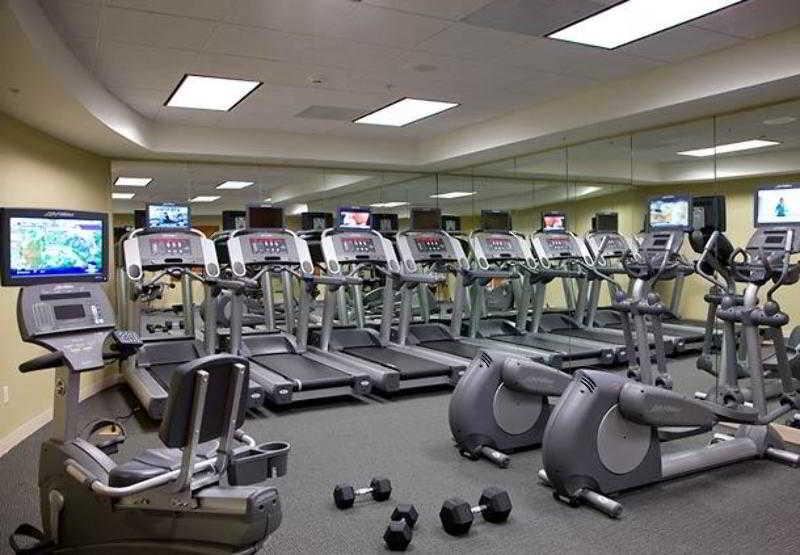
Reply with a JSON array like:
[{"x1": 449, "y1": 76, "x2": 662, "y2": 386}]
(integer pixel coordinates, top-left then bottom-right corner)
[
  {"x1": 398, "y1": 272, "x2": 445, "y2": 285},
  {"x1": 19, "y1": 351, "x2": 66, "y2": 373}
]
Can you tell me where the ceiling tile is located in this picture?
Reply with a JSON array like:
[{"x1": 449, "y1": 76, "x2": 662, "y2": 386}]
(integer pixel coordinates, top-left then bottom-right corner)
[
  {"x1": 96, "y1": 42, "x2": 199, "y2": 90},
  {"x1": 104, "y1": 0, "x2": 235, "y2": 21},
  {"x1": 329, "y1": 2, "x2": 453, "y2": 49},
  {"x1": 618, "y1": 25, "x2": 742, "y2": 63},
  {"x1": 225, "y1": 0, "x2": 361, "y2": 36},
  {"x1": 99, "y1": 7, "x2": 218, "y2": 50},
  {"x1": 362, "y1": 0, "x2": 496, "y2": 21},
  {"x1": 690, "y1": 0, "x2": 800, "y2": 39},
  {"x1": 463, "y1": 0, "x2": 612, "y2": 37},
  {"x1": 203, "y1": 24, "x2": 308, "y2": 63},
  {"x1": 40, "y1": 0, "x2": 100, "y2": 39},
  {"x1": 415, "y1": 22, "x2": 530, "y2": 61}
]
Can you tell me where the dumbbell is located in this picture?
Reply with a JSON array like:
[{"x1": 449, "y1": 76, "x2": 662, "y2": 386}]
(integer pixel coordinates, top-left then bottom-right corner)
[
  {"x1": 383, "y1": 504, "x2": 418, "y2": 551},
  {"x1": 333, "y1": 477, "x2": 392, "y2": 509},
  {"x1": 439, "y1": 487, "x2": 512, "y2": 536}
]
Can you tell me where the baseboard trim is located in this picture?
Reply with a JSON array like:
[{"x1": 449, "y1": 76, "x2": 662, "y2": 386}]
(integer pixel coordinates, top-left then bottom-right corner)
[{"x1": 0, "y1": 372, "x2": 123, "y2": 457}]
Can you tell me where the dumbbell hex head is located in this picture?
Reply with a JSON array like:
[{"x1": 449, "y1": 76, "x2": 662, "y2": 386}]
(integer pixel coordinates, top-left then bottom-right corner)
[
  {"x1": 391, "y1": 504, "x2": 419, "y2": 528},
  {"x1": 479, "y1": 487, "x2": 512, "y2": 523},
  {"x1": 384, "y1": 520, "x2": 412, "y2": 551},
  {"x1": 333, "y1": 477, "x2": 392, "y2": 509},
  {"x1": 439, "y1": 497, "x2": 474, "y2": 535},
  {"x1": 439, "y1": 488, "x2": 512, "y2": 535}
]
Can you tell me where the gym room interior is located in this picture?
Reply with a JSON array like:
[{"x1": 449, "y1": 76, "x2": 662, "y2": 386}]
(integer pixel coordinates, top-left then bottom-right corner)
[{"x1": 2, "y1": 1, "x2": 800, "y2": 553}]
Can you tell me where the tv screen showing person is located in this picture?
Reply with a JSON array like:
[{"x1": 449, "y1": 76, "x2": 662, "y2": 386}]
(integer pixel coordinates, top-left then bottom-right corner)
[
  {"x1": 756, "y1": 186, "x2": 800, "y2": 225},
  {"x1": 542, "y1": 212, "x2": 566, "y2": 231},
  {"x1": 337, "y1": 207, "x2": 371, "y2": 229}
]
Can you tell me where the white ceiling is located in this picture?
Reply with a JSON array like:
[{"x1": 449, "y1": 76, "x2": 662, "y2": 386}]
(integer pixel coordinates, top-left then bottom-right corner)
[{"x1": 38, "y1": 0, "x2": 800, "y2": 141}]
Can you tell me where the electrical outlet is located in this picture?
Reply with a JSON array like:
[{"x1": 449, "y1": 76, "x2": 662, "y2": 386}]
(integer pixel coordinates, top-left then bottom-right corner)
[{"x1": 1, "y1": 386, "x2": 8, "y2": 405}]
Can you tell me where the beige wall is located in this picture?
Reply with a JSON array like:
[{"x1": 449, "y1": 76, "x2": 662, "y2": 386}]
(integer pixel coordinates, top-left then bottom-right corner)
[{"x1": 0, "y1": 111, "x2": 112, "y2": 450}]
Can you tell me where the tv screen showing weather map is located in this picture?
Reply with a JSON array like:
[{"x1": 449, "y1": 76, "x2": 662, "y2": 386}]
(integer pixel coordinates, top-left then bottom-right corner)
[
  {"x1": 649, "y1": 196, "x2": 690, "y2": 230},
  {"x1": 756, "y1": 186, "x2": 800, "y2": 226},
  {"x1": 147, "y1": 203, "x2": 190, "y2": 229},
  {"x1": 1, "y1": 209, "x2": 107, "y2": 285}
]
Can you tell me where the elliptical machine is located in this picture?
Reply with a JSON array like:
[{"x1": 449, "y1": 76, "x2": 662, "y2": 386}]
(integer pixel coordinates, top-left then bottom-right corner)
[
  {"x1": 538, "y1": 188, "x2": 800, "y2": 517},
  {"x1": 3, "y1": 208, "x2": 288, "y2": 553},
  {"x1": 449, "y1": 350, "x2": 572, "y2": 467}
]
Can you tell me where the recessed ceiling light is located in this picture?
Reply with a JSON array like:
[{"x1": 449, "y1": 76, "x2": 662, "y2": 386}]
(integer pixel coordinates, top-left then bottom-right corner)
[
  {"x1": 430, "y1": 191, "x2": 476, "y2": 199},
  {"x1": 547, "y1": 0, "x2": 745, "y2": 49},
  {"x1": 355, "y1": 98, "x2": 459, "y2": 127},
  {"x1": 112, "y1": 192, "x2": 135, "y2": 200},
  {"x1": 263, "y1": 197, "x2": 273, "y2": 203},
  {"x1": 190, "y1": 195, "x2": 221, "y2": 203},
  {"x1": 115, "y1": 177, "x2": 152, "y2": 187},
  {"x1": 370, "y1": 201, "x2": 409, "y2": 208},
  {"x1": 763, "y1": 116, "x2": 797, "y2": 126},
  {"x1": 677, "y1": 139, "x2": 781, "y2": 157},
  {"x1": 216, "y1": 180, "x2": 254, "y2": 190},
  {"x1": 165, "y1": 74, "x2": 261, "y2": 111}
]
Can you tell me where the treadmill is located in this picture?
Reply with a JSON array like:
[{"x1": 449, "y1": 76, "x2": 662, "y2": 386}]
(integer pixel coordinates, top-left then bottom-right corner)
[
  {"x1": 120, "y1": 214, "x2": 264, "y2": 419},
  {"x1": 465, "y1": 210, "x2": 616, "y2": 368},
  {"x1": 223, "y1": 217, "x2": 373, "y2": 405},
  {"x1": 311, "y1": 205, "x2": 467, "y2": 393},
  {"x1": 394, "y1": 207, "x2": 561, "y2": 367}
]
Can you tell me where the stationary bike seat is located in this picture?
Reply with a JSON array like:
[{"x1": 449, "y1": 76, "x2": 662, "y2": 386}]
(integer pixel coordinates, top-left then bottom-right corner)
[{"x1": 109, "y1": 441, "x2": 218, "y2": 487}]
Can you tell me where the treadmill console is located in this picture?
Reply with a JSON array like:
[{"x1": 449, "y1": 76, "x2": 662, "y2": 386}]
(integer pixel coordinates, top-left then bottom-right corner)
[
  {"x1": 470, "y1": 231, "x2": 535, "y2": 269},
  {"x1": 394, "y1": 230, "x2": 469, "y2": 273},
  {"x1": 123, "y1": 230, "x2": 219, "y2": 280},
  {"x1": 585, "y1": 231, "x2": 629, "y2": 258},
  {"x1": 531, "y1": 232, "x2": 591, "y2": 264},
  {"x1": 17, "y1": 282, "x2": 115, "y2": 371},
  {"x1": 322, "y1": 229, "x2": 401, "y2": 274},
  {"x1": 227, "y1": 229, "x2": 314, "y2": 276}
]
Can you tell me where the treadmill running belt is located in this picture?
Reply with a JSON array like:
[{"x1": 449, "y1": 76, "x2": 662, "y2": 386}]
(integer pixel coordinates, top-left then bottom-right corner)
[
  {"x1": 420, "y1": 340, "x2": 481, "y2": 360},
  {"x1": 149, "y1": 363, "x2": 183, "y2": 389},
  {"x1": 250, "y1": 354, "x2": 352, "y2": 391},
  {"x1": 343, "y1": 346, "x2": 456, "y2": 379},
  {"x1": 494, "y1": 335, "x2": 597, "y2": 360}
]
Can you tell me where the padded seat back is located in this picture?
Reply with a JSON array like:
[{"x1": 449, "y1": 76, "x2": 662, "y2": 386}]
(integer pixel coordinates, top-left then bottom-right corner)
[{"x1": 160, "y1": 354, "x2": 250, "y2": 448}]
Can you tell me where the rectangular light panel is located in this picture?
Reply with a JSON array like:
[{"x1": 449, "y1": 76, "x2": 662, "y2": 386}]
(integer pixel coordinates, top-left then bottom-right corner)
[
  {"x1": 547, "y1": 0, "x2": 745, "y2": 49},
  {"x1": 112, "y1": 192, "x2": 135, "y2": 200},
  {"x1": 677, "y1": 139, "x2": 780, "y2": 158},
  {"x1": 370, "y1": 202, "x2": 409, "y2": 208},
  {"x1": 190, "y1": 195, "x2": 221, "y2": 203},
  {"x1": 165, "y1": 74, "x2": 261, "y2": 111},
  {"x1": 430, "y1": 191, "x2": 476, "y2": 199},
  {"x1": 355, "y1": 98, "x2": 459, "y2": 127},
  {"x1": 217, "y1": 181, "x2": 254, "y2": 190},
  {"x1": 114, "y1": 177, "x2": 152, "y2": 187}
]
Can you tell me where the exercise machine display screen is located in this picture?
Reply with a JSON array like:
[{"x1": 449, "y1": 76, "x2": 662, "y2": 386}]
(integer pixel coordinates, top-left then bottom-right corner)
[
  {"x1": 414, "y1": 235, "x2": 446, "y2": 253},
  {"x1": 442, "y1": 215, "x2": 460, "y2": 232},
  {"x1": 147, "y1": 203, "x2": 190, "y2": 229},
  {"x1": 649, "y1": 196, "x2": 690, "y2": 231},
  {"x1": 372, "y1": 213, "x2": 398, "y2": 232},
  {"x1": 544, "y1": 235, "x2": 572, "y2": 250},
  {"x1": 302, "y1": 212, "x2": 333, "y2": 230},
  {"x1": 756, "y1": 185, "x2": 800, "y2": 226},
  {"x1": 337, "y1": 207, "x2": 371, "y2": 229},
  {"x1": 485, "y1": 235, "x2": 514, "y2": 252},
  {"x1": 542, "y1": 212, "x2": 566, "y2": 232},
  {"x1": 149, "y1": 237, "x2": 192, "y2": 256},
  {"x1": 594, "y1": 212, "x2": 618, "y2": 232},
  {"x1": 342, "y1": 236, "x2": 376, "y2": 253},
  {"x1": 1, "y1": 209, "x2": 107, "y2": 286},
  {"x1": 222, "y1": 210, "x2": 246, "y2": 230},
  {"x1": 411, "y1": 208, "x2": 441, "y2": 231},
  {"x1": 250, "y1": 236, "x2": 288, "y2": 255},
  {"x1": 53, "y1": 304, "x2": 86, "y2": 320},
  {"x1": 247, "y1": 206, "x2": 284, "y2": 229},
  {"x1": 481, "y1": 210, "x2": 511, "y2": 231}
]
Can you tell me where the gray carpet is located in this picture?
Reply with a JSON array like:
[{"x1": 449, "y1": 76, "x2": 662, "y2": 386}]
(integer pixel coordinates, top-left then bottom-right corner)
[{"x1": 2, "y1": 356, "x2": 800, "y2": 554}]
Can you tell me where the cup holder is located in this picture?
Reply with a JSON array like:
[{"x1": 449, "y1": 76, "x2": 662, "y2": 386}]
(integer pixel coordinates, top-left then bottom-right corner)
[{"x1": 228, "y1": 441, "x2": 290, "y2": 486}]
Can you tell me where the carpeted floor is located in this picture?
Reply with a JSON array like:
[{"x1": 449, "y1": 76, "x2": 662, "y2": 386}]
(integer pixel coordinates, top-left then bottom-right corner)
[{"x1": 2, "y1": 355, "x2": 800, "y2": 554}]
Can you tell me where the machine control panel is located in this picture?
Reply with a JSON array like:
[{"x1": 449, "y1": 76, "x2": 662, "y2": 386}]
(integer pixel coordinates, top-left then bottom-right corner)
[
  {"x1": 123, "y1": 230, "x2": 219, "y2": 279},
  {"x1": 341, "y1": 235, "x2": 377, "y2": 254},
  {"x1": 747, "y1": 227, "x2": 800, "y2": 254},
  {"x1": 227, "y1": 230, "x2": 314, "y2": 276},
  {"x1": 532, "y1": 232, "x2": 583, "y2": 261},
  {"x1": 413, "y1": 234, "x2": 447, "y2": 254},
  {"x1": 586, "y1": 231, "x2": 629, "y2": 258},
  {"x1": 476, "y1": 234, "x2": 523, "y2": 259},
  {"x1": 395, "y1": 230, "x2": 468, "y2": 271},
  {"x1": 17, "y1": 283, "x2": 116, "y2": 371}
]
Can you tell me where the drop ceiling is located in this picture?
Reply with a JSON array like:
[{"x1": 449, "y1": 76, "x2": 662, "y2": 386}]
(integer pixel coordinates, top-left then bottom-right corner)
[{"x1": 38, "y1": 0, "x2": 800, "y2": 141}]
